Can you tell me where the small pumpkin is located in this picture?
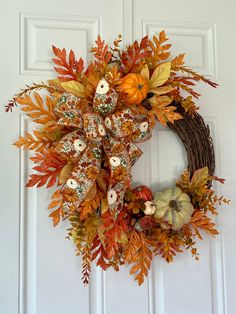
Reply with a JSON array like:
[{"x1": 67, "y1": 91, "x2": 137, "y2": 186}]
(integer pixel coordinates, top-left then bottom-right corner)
[
  {"x1": 154, "y1": 187, "x2": 194, "y2": 230},
  {"x1": 132, "y1": 185, "x2": 153, "y2": 201},
  {"x1": 118, "y1": 73, "x2": 148, "y2": 104},
  {"x1": 134, "y1": 216, "x2": 155, "y2": 232},
  {"x1": 143, "y1": 201, "x2": 156, "y2": 215}
]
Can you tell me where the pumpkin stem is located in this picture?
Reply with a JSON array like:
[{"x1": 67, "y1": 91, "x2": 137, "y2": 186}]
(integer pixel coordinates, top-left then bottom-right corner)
[{"x1": 169, "y1": 200, "x2": 181, "y2": 212}]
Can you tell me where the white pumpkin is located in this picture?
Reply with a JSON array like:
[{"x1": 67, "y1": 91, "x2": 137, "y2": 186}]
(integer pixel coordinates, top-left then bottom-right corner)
[
  {"x1": 154, "y1": 186, "x2": 194, "y2": 230},
  {"x1": 143, "y1": 201, "x2": 156, "y2": 215}
]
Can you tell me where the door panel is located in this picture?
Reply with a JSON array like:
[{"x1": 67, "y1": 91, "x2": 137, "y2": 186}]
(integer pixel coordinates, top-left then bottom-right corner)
[
  {"x1": 132, "y1": 1, "x2": 236, "y2": 313},
  {"x1": 1, "y1": 0, "x2": 236, "y2": 314}
]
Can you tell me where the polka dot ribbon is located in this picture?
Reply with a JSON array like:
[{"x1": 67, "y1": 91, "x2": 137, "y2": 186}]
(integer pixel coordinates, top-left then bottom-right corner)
[{"x1": 53, "y1": 80, "x2": 152, "y2": 219}]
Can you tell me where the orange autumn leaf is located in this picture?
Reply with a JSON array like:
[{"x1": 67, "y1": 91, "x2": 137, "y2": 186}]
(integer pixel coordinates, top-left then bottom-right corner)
[
  {"x1": 49, "y1": 209, "x2": 61, "y2": 227},
  {"x1": 150, "y1": 95, "x2": 182, "y2": 126},
  {"x1": 190, "y1": 210, "x2": 219, "y2": 240},
  {"x1": 16, "y1": 93, "x2": 56, "y2": 125},
  {"x1": 147, "y1": 31, "x2": 171, "y2": 67},
  {"x1": 105, "y1": 64, "x2": 122, "y2": 86},
  {"x1": 48, "y1": 189, "x2": 65, "y2": 227},
  {"x1": 177, "y1": 167, "x2": 209, "y2": 195},
  {"x1": 90, "y1": 35, "x2": 112, "y2": 66},
  {"x1": 125, "y1": 230, "x2": 153, "y2": 285},
  {"x1": 78, "y1": 187, "x2": 103, "y2": 221},
  {"x1": 96, "y1": 169, "x2": 109, "y2": 193},
  {"x1": 14, "y1": 130, "x2": 51, "y2": 152},
  {"x1": 151, "y1": 230, "x2": 183, "y2": 263},
  {"x1": 171, "y1": 53, "x2": 185, "y2": 69},
  {"x1": 181, "y1": 96, "x2": 199, "y2": 116},
  {"x1": 177, "y1": 167, "x2": 229, "y2": 215}
]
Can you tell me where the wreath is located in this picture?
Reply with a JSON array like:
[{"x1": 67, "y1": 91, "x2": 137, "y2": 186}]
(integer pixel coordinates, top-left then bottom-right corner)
[{"x1": 6, "y1": 31, "x2": 229, "y2": 285}]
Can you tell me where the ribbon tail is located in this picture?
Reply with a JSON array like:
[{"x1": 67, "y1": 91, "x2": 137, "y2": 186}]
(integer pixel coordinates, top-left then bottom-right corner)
[
  {"x1": 104, "y1": 138, "x2": 131, "y2": 219},
  {"x1": 125, "y1": 142, "x2": 143, "y2": 166},
  {"x1": 61, "y1": 142, "x2": 102, "y2": 212}
]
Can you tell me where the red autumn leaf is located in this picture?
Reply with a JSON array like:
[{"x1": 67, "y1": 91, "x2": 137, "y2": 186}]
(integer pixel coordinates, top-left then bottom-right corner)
[
  {"x1": 120, "y1": 36, "x2": 151, "y2": 73},
  {"x1": 26, "y1": 149, "x2": 66, "y2": 188},
  {"x1": 81, "y1": 244, "x2": 91, "y2": 285},
  {"x1": 91, "y1": 235, "x2": 110, "y2": 270},
  {"x1": 52, "y1": 46, "x2": 84, "y2": 81},
  {"x1": 100, "y1": 211, "x2": 128, "y2": 259},
  {"x1": 211, "y1": 175, "x2": 226, "y2": 184}
]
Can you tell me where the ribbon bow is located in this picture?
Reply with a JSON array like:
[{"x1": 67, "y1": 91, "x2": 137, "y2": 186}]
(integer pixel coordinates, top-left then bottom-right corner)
[{"x1": 54, "y1": 79, "x2": 152, "y2": 218}]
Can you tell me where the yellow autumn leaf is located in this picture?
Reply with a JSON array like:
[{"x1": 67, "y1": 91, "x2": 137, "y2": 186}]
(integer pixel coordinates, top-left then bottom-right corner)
[
  {"x1": 140, "y1": 64, "x2": 150, "y2": 81},
  {"x1": 149, "y1": 86, "x2": 174, "y2": 95},
  {"x1": 101, "y1": 198, "x2": 109, "y2": 214},
  {"x1": 190, "y1": 167, "x2": 209, "y2": 190},
  {"x1": 60, "y1": 80, "x2": 86, "y2": 98},
  {"x1": 59, "y1": 163, "x2": 74, "y2": 184},
  {"x1": 149, "y1": 95, "x2": 172, "y2": 105},
  {"x1": 39, "y1": 120, "x2": 57, "y2": 133},
  {"x1": 149, "y1": 62, "x2": 171, "y2": 89},
  {"x1": 116, "y1": 230, "x2": 128, "y2": 243},
  {"x1": 48, "y1": 79, "x2": 62, "y2": 89}
]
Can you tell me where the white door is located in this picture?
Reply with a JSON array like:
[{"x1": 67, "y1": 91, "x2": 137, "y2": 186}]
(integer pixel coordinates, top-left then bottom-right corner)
[{"x1": 1, "y1": 0, "x2": 236, "y2": 314}]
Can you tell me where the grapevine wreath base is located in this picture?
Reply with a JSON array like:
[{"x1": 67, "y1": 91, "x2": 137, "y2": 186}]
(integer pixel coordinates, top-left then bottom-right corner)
[{"x1": 7, "y1": 31, "x2": 229, "y2": 285}]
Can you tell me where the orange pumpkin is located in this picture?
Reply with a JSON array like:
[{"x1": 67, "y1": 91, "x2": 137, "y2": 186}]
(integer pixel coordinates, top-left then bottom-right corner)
[
  {"x1": 132, "y1": 185, "x2": 153, "y2": 201},
  {"x1": 119, "y1": 73, "x2": 148, "y2": 104}
]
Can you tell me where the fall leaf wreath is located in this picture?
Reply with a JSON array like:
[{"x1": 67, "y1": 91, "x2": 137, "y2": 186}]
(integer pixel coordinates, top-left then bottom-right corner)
[{"x1": 6, "y1": 31, "x2": 229, "y2": 285}]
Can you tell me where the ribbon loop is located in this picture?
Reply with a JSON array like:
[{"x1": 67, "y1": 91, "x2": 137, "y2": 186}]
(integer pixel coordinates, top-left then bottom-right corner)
[
  {"x1": 54, "y1": 130, "x2": 87, "y2": 163},
  {"x1": 106, "y1": 108, "x2": 137, "y2": 138},
  {"x1": 129, "y1": 115, "x2": 152, "y2": 143},
  {"x1": 54, "y1": 93, "x2": 83, "y2": 128},
  {"x1": 93, "y1": 78, "x2": 119, "y2": 116}
]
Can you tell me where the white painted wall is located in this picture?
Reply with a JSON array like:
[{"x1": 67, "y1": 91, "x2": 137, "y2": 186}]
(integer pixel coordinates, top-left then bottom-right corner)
[{"x1": 1, "y1": 0, "x2": 236, "y2": 313}]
